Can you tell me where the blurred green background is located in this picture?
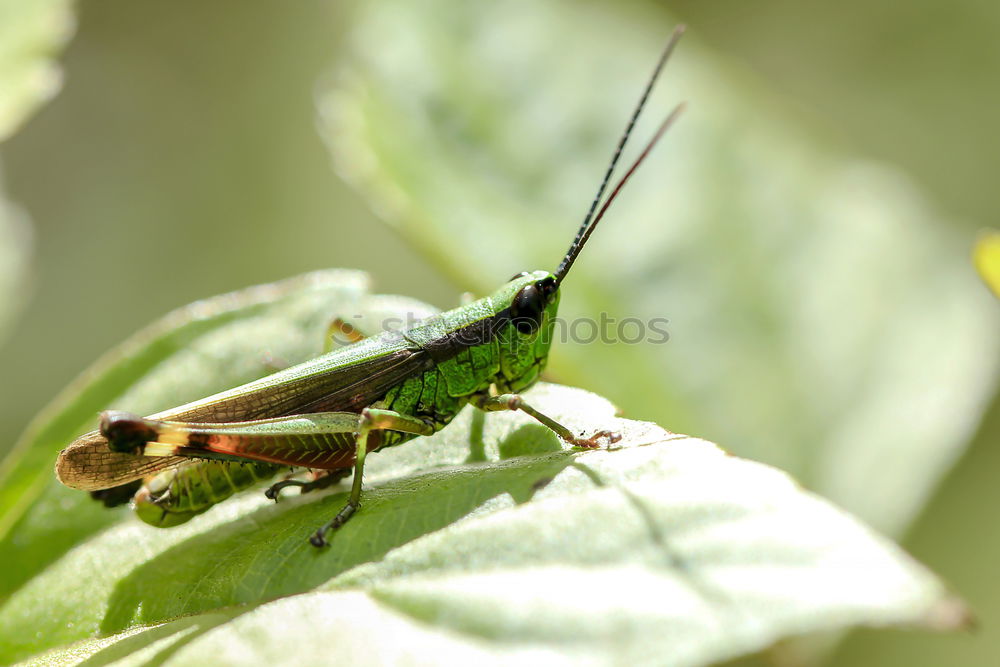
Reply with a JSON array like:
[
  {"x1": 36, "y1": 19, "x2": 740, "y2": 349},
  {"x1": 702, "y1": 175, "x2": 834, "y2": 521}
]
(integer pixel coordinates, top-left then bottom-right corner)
[{"x1": 1, "y1": 1, "x2": 998, "y2": 665}]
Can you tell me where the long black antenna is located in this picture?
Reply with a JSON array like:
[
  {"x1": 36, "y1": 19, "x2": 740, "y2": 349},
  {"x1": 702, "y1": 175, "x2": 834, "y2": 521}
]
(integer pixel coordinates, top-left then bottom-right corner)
[{"x1": 554, "y1": 25, "x2": 686, "y2": 285}]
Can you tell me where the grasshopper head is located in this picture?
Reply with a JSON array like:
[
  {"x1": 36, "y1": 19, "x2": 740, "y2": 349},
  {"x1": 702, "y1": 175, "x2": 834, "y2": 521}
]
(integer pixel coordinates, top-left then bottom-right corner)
[{"x1": 492, "y1": 270, "x2": 560, "y2": 393}]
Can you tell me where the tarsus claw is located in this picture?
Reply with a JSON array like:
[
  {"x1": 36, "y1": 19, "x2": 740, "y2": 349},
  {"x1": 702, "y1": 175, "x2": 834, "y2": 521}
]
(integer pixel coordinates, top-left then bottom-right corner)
[{"x1": 568, "y1": 429, "x2": 620, "y2": 449}]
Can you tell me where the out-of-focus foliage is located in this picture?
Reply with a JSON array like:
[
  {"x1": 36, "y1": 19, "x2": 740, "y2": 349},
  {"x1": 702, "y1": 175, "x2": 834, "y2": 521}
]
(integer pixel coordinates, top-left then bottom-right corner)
[
  {"x1": 323, "y1": 0, "x2": 998, "y2": 540},
  {"x1": 669, "y1": 0, "x2": 1000, "y2": 234},
  {"x1": 0, "y1": 193, "x2": 31, "y2": 342},
  {"x1": 0, "y1": 0, "x2": 73, "y2": 141},
  {"x1": 0, "y1": 0, "x2": 74, "y2": 342}
]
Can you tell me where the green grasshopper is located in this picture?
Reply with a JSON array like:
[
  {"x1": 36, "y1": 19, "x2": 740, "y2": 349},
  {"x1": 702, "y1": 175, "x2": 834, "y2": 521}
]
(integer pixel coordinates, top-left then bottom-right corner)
[{"x1": 56, "y1": 27, "x2": 686, "y2": 547}]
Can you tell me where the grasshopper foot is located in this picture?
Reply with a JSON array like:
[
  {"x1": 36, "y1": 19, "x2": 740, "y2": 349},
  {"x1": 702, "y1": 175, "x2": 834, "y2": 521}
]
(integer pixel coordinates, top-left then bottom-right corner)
[
  {"x1": 568, "y1": 430, "x2": 621, "y2": 449},
  {"x1": 309, "y1": 501, "x2": 359, "y2": 547},
  {"x1": 264, "y1": 479, "x2": 305, "y2": 501}
]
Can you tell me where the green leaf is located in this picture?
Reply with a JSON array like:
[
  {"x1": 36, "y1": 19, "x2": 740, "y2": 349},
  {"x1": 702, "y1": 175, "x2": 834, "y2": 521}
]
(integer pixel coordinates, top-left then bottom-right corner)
[
  {"x1": 0, "y1": 269, "x2": 438, "y2": 600},
  {"x1": 322, "y1": 0, "x2": 1000, "y2": 538},
  {"x1": 7, "y1": 385, "x2": 965, "y2": 665},
  {"x1": 1, "y1": 271, "x2": 965, "y2": 664}
]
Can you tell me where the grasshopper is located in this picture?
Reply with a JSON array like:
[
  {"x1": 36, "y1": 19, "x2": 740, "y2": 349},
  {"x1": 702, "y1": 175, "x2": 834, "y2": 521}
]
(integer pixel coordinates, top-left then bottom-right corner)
[{"x1": 56, "y1": 27, "x2": 686, "y2": 547}]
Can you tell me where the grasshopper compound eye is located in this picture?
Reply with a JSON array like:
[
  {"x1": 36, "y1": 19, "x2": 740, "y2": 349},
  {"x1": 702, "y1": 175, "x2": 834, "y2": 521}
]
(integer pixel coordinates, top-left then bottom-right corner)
[
  {"x1": 510, "y1": 277, "x2": 557, "y2": 334},
  {"x1": 510, "y1": 283, "x2": 545, "y2": 334}
]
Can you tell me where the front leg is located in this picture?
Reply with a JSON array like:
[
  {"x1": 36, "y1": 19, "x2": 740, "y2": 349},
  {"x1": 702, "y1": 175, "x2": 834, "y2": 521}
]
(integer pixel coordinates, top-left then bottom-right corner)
[{"x1": 471, "y1": 393, "x2": 620, "y2": 449}]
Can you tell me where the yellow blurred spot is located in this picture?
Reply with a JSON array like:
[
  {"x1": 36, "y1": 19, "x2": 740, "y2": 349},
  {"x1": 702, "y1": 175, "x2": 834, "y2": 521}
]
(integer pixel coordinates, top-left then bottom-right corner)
[
  {"x1": 973, "y1": 230, "x2": 1000, "y2": 298},
  {"x1": 157, "y1": 429, "x2": 190, "y2": 446},
  {"x1": 143, "y1": 442, "x2": 177, "y2": 457}
]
